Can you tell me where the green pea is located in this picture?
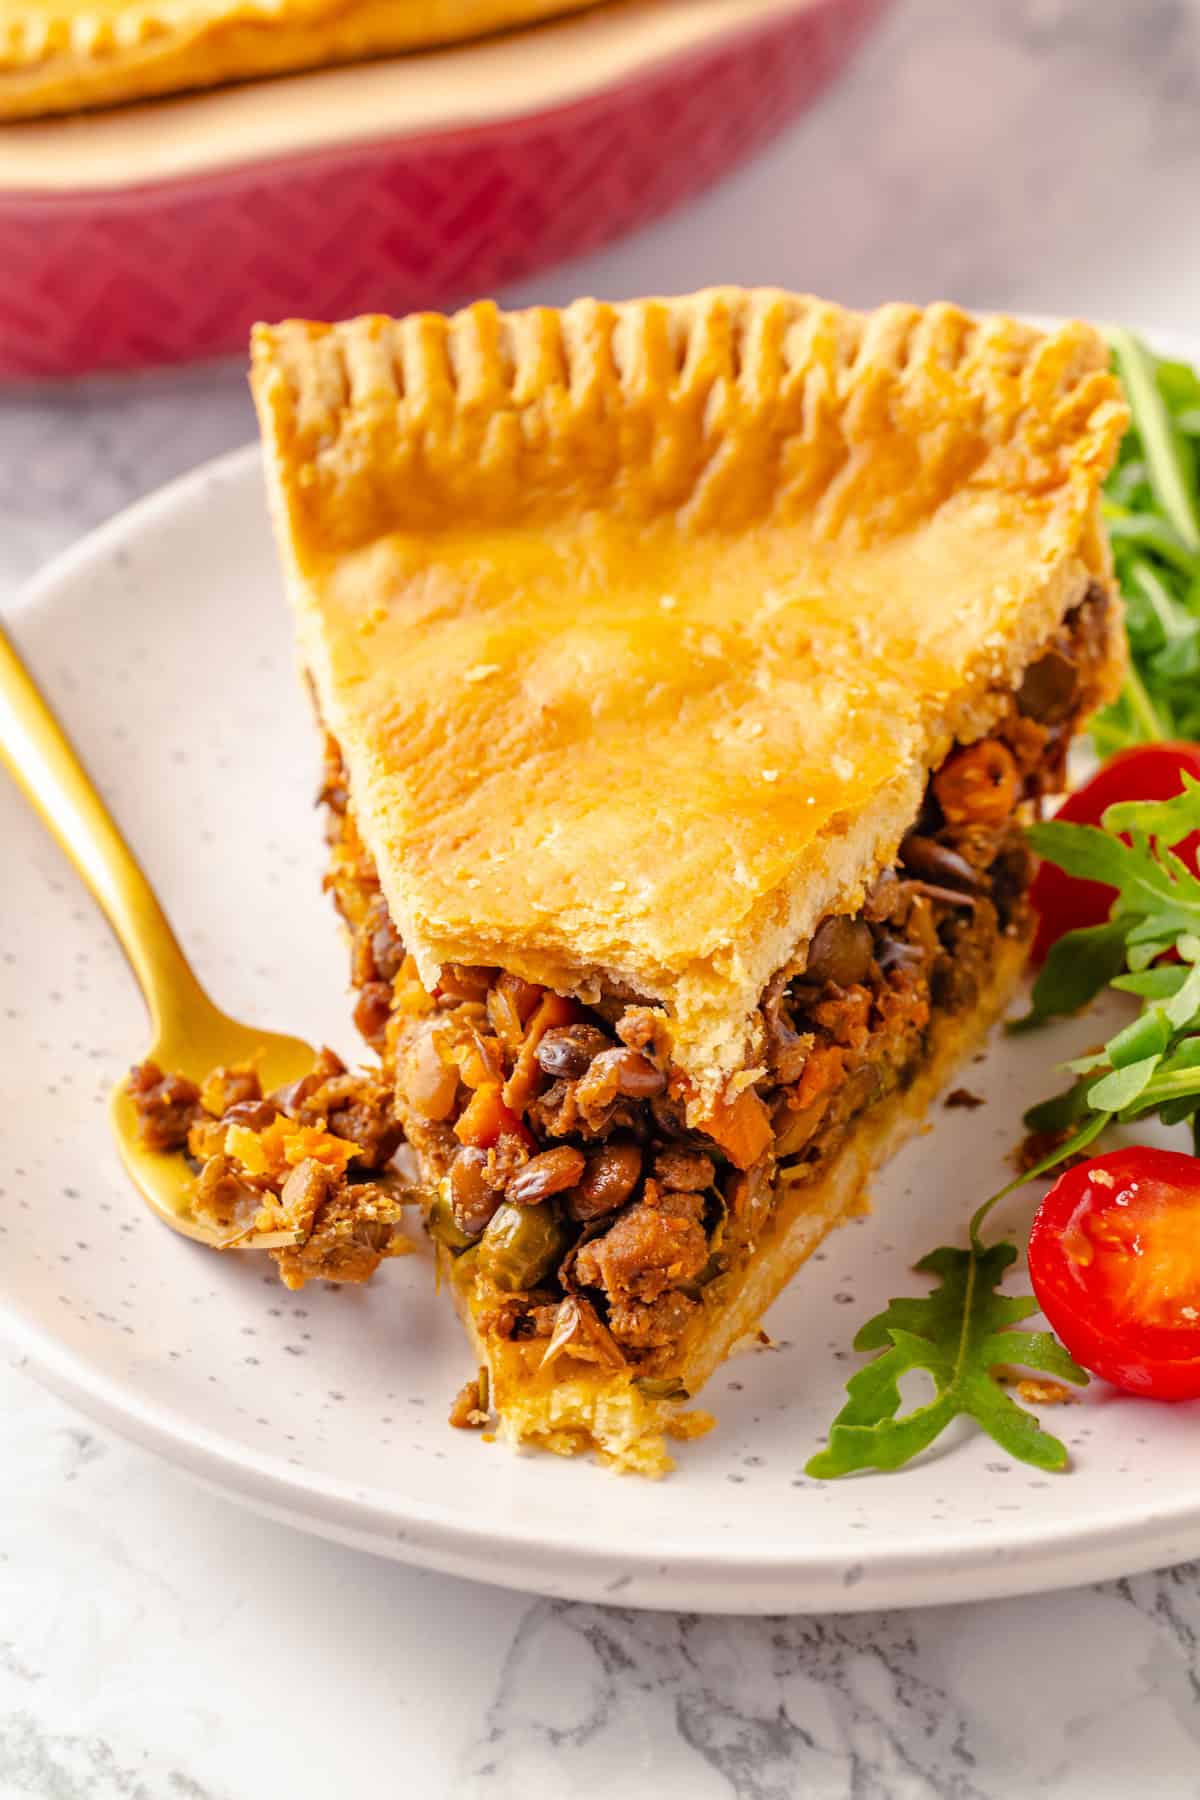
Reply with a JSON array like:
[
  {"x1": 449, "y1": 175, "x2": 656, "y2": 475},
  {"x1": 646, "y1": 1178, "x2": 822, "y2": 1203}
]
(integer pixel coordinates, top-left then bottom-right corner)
[
  {"x1": 478, "y1": 1200, "x2": 573, "y2": 1292},
  {"x1": 631, "y1": 1376, "x2": 690, "y2": 1401},
  {"x1": 426, "y1": 1183, "x2": 477, "y2": 1253}
]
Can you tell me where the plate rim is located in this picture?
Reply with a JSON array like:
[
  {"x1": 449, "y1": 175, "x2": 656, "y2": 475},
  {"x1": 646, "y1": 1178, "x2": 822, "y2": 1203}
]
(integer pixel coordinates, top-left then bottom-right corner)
[{"x1": 5, "y1": 320, "x2": 1200, "y2": 1613}]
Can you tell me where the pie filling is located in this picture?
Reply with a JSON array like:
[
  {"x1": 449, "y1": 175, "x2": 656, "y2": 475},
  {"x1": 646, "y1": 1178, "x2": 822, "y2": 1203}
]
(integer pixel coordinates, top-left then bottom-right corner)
[
  {"x1": 315, "y1": 586, "x2": 1113, "y2": 1376},
  {"x1": 127, "y1": 1050, "x2": 415, "y2": 1287}
]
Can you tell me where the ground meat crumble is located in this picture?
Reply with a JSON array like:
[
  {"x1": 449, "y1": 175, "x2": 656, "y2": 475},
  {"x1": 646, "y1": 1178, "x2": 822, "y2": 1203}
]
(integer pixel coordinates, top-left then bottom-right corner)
[{"x1": 128, "y1": 1046, "x2": 415, "y2": 1289}]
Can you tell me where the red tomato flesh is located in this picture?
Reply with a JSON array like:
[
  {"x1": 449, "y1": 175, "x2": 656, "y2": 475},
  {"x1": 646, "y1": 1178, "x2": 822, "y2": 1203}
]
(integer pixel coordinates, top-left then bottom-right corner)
[
  {"x1": 1028, "y1": 1147, "x2": 1200, "y2": 1400},
  {"x1": 1030, "y1": 742, "x2": 1200, "y2": 962}
]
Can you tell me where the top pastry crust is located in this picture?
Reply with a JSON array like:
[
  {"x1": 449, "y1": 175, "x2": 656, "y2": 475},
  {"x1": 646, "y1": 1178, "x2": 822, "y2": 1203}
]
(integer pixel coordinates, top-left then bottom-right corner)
[
  {"x1": 0, "y1": 0, "x2": 597, "y2": 118},
  {"x1": 251, "y1": 290, "x2": 1127, "y2": 1098}
]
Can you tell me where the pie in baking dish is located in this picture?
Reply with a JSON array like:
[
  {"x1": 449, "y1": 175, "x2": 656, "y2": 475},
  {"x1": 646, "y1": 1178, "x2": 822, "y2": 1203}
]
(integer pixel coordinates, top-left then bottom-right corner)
[
  {"x1": 251, "y1": 288, "x2": 1127, "y2": 1472},
  {"x1": 0, "y1": 0, "x2": 600, "y2": 118}
]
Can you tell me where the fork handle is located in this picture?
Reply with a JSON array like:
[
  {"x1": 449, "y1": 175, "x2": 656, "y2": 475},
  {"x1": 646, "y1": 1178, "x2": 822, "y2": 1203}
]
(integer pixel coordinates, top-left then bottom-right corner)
[{"x1": 0, "y1": 615, "x2": 211, "y2": 1041}]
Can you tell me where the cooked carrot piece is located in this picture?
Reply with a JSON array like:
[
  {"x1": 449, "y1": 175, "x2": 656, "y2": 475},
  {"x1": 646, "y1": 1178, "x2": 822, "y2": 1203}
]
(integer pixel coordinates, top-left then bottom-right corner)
[
  {"x1": 933, "y1": 739, "x2": 1019, "y2": 826},
  {"x1": 454, "y1": 1082, "x2": 528, "y2": 1149},
  {"x1": 502, "y1": 991, "x2": 579, "y2": 1113},
  {"x1": 698, "y1": 1085, "x2": 773, "y2": 1172}
]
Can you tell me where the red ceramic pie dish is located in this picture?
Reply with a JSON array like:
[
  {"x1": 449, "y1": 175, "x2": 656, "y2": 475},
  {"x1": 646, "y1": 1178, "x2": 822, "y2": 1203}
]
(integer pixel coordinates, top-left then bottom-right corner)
[{"x1": 0, "y1": 0, "x2": 890, "y2": 381}]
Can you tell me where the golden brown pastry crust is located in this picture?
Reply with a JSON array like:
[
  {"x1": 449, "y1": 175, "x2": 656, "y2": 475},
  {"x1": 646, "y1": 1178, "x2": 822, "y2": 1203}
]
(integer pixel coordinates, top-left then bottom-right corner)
[
  {"x1": 0, "y1": 0, "x2": 598, "y2": 118},
  {"x1": 251, "y1": 291, "x2": 1126, "y2": 1104}
]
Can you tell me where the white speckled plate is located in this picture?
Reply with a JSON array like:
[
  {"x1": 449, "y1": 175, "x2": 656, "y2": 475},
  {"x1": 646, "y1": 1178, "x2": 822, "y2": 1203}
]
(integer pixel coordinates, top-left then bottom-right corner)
[{"x1": 3, "y1": 441, "x2": 1200, "y2": 1615}]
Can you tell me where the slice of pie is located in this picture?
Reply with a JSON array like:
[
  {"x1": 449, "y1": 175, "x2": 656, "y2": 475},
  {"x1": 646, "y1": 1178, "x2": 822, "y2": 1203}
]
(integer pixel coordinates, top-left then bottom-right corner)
[
  {"x1": 251, "y1": 290, "x2": 1127, "y2": 1473},
  {"x1": 1, "y1": 0, "x2": 598, "y2": 118}
]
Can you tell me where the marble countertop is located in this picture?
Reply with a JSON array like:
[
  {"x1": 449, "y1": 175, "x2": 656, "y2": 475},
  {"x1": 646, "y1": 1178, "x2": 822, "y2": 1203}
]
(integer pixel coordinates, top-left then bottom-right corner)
[{"x1": 5, "y1": 2, "x2": 1200, "y2": 1794}]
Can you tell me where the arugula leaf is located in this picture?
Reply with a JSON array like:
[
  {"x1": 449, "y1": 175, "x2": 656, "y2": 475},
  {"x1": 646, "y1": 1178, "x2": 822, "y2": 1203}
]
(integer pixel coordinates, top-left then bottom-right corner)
[
  {"x1": 1154, "y1": 357, "x2": 1200, "y2": 418},
  {"x1": 1023, "y1": 819, "x2": 1132, "y2": 888},
  {"x1": 1022, "y1": 782, "x2": 1200, "y2": 1149},
  {"x1": 1022, "y1": 1079, "x2": 1093, "y2": 1135},
  {"x1": 1026, "y1": 801, "x2": 1200, "y2": 947},
  {"x1": 1105, "y1": 510, "x2": 1200, "y2": 577},
  {"x1": 1111, "y1": 964, "x2": 1189, "y2": 998},
  {"x1": 1102, "y1": 773, "x2": 1200, "y2": 843},
  {"x1": 1109, "y1": 329, "x2": 1200, "y2": 553},
  {"x1": 1164, "y1": 958, "x2": 1200, "y2": 1026},
  {"x1": 1008, "y1": 919, "x2": 1127, "y2": 1032},
  {"x1": 807, "y1": 1119, "x2": 1104, "y2": 1481},
  {"x1": 1087, "y1": 1055, "x2": 1159, "y2": 1112},
  {"x1": 1063, "y1": 1050, "x2": 1112, "y2": 1076},
  {"x1": 806, "y1": 1243, "x2": 1088, "y2": 1479},
  {"x1": 1095, "y1": 333, "x2": 1200, "y2": 749},
  {"x1": 1104, "y1": 1006, "x2": 1172, "y2": 1066}
]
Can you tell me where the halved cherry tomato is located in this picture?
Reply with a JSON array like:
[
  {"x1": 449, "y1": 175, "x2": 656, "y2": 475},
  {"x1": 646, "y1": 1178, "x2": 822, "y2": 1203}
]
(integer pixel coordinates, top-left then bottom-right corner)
[
  {"x1": 1028, "y1": 1146, "x2": 1200, "y2": 1401},
  {"x1": 1031, "y1": 742, "x2": 1200, "y2": 961}
]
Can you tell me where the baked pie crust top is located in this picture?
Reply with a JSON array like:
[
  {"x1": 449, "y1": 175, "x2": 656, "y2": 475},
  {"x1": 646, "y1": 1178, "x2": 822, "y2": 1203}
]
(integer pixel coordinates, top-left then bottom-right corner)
[
  {"x1": 1, "y1": 0, "x2": 597, "y2": 117},
  {"x1": 251, "y1": 290, "x2": 1127, "y2": 1097}
]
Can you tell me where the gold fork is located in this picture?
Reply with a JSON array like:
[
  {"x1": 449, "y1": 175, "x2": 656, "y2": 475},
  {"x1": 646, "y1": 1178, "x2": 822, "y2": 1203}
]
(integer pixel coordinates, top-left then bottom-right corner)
[{"x1": 0, "y1": 615, "x2": 317, "y2": 1250}]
